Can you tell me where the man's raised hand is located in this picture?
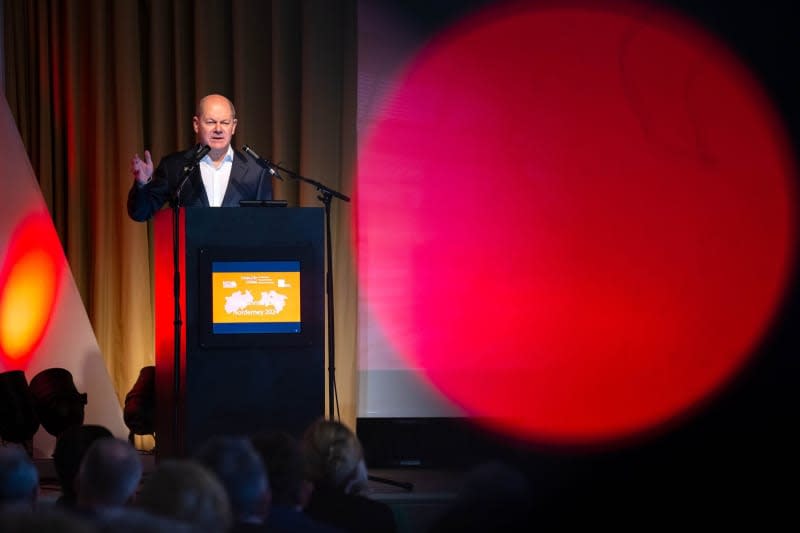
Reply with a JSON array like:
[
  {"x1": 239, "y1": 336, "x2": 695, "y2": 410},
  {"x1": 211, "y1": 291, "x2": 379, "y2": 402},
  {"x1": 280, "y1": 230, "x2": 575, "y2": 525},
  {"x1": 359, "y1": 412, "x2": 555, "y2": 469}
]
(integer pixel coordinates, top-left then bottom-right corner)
[{"x1": 131, "y1": 150, "x2": 154, "y2": 186}]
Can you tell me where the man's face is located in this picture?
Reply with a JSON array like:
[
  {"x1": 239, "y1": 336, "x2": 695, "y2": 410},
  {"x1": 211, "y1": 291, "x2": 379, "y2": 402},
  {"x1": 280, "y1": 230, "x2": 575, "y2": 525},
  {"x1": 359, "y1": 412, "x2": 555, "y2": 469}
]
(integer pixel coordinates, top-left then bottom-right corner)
[{"x1": 193, "y1": 97, "x2": 237, "y2": 152}]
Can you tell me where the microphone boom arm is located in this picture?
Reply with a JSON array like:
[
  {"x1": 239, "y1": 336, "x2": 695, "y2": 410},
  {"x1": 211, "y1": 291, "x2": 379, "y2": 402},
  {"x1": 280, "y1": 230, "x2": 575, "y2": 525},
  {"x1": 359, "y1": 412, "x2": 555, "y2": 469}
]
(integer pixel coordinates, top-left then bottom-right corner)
[
  {"x1": 173, "y1": 144, "x2": 211, "y2": 207},
  {"x1": 241, "y1": 144, "x2": 350, "y2": 422}
]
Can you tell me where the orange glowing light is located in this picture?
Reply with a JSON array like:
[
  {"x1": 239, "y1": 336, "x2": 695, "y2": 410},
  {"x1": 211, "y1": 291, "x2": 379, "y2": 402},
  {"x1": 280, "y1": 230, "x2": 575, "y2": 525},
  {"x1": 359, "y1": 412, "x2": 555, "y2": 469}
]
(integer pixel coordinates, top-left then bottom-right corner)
[
  {"x1": 0, "y1": 249, "x2": 58, "y2": 358},
  {"x1": 0, "y1": 211, "x2": 65, "y2": 369}
]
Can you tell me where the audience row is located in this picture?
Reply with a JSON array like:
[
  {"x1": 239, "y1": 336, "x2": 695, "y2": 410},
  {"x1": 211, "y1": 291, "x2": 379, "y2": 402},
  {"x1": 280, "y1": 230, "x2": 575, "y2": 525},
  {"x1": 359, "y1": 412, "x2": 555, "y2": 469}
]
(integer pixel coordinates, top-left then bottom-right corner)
[{"x1": 0, "y1": 418, "x2": 404, "y2": 533}]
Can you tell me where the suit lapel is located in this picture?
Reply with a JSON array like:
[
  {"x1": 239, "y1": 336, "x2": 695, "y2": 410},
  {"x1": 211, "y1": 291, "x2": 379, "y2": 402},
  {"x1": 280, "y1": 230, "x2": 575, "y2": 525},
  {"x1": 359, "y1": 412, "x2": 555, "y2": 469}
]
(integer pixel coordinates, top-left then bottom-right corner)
[
  {"x1": 174, "y1": 166, "x2": 209, "y2": 207},
  {"x1": 188, "y1": 167, "x2": 210, "y2": 207},
  {"x1": 221, "y1": 152, "x2": 249, "y2": 207}
]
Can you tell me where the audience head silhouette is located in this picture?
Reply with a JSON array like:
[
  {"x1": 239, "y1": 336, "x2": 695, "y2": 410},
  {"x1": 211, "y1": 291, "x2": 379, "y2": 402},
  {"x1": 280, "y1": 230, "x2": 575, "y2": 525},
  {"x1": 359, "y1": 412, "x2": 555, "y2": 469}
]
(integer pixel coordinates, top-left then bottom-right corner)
[
  {"x1": 136, "y1": 459, "x2": 232, "y2": 533},
  {"x1": 76, "y1": 437, "x2": 143, "y2": 510},
  {"x1": 252, "y1": 430, "x2": 312, "y2": 508},
  {"x1": 303, "y1": 419, "x2": 368, "y2": 494},
  {"x1": 52, "y1": 424, "x2": 113, "y2": 506},
  {"x1": 0, "y1": 444, "x2": 38, "y2": 509},
  {"x1": 301, "y1": 419, "x2": 397, "y2": 532},
  {"x1": 193, "y1": 435, "x2": 271, "y2": 525}
]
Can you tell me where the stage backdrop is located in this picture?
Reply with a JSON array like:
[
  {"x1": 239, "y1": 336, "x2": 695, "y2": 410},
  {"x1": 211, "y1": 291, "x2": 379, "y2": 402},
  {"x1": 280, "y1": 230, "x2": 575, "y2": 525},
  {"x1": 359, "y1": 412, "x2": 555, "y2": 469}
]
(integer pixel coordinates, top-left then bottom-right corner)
[
  {"x1": 0, "y1": 93, "x2": 126, "y2": 456},
  {"x1": 3, "y1": 0, "x2": 358, "y2": 429}
]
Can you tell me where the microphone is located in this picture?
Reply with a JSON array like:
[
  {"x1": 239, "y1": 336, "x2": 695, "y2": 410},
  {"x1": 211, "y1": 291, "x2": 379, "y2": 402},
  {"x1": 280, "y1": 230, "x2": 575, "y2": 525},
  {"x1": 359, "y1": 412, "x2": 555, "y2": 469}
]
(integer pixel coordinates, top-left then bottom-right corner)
[
  {"x1": 242, "y1": 144, "x2": 283, "y2": 180},
  {"x1": 184, "y1": 144, "x2": 211, "y2": 163},
  {"x1": 179, "y1": 144, "x2": 210, "y2": 188}
]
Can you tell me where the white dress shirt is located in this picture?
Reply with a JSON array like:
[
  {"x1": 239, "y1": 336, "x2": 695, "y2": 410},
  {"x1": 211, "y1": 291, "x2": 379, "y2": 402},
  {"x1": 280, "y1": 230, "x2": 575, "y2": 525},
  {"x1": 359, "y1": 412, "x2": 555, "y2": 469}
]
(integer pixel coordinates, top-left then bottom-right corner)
[{"x1": 199, "y1": 146, "x2": 234, "y2": 207}]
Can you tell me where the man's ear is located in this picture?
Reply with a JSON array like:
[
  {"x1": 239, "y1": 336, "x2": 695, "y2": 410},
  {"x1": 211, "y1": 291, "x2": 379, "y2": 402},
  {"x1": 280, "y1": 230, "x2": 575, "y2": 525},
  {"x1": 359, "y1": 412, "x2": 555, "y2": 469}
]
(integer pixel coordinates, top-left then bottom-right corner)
[{"x1": 192, "y1": 116, "x2": 200, "y2": 134}]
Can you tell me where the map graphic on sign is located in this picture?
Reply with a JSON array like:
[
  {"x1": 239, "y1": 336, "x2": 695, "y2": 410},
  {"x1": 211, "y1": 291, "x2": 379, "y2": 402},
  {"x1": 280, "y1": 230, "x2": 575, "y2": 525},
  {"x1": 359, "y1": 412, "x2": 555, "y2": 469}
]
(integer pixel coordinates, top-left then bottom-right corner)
[{"x1": 224, "y1": 289, "x2": 289, "y2": 314}]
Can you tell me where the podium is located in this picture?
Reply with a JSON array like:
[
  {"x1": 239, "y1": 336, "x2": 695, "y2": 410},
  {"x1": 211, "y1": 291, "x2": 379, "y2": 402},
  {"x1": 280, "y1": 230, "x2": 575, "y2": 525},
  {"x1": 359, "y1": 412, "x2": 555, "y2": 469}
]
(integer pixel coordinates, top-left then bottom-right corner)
[{"x1": 153, "y1": 207, "x2": 325, "y2": 457}]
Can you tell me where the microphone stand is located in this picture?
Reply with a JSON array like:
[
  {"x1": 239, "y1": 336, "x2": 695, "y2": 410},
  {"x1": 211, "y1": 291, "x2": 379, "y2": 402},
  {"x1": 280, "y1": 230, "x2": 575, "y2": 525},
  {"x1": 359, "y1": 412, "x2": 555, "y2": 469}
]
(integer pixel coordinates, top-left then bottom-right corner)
[
  {"x1": 243, "y1": 149, "x2": 413, "y2": 492},
  {"x1": 280, "y1": 164, "x2": 349, "y2": 422},
  {"x1": 168, "y1": 156, "x2": 203, "y2": 456},
  {"x1": 242, "y1": 146, "x2": 349, "y2": 421}
]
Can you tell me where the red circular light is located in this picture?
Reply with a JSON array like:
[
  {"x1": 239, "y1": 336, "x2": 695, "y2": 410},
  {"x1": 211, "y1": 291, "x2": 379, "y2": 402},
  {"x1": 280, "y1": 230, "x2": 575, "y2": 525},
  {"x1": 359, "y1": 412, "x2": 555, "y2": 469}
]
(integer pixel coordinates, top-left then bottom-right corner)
[
  {"x1": 356, "y1": 3, "x2": 795, "y2": 444},
  {"x1": 0, "y1": 212, "x2": 65, "y2": 370}
]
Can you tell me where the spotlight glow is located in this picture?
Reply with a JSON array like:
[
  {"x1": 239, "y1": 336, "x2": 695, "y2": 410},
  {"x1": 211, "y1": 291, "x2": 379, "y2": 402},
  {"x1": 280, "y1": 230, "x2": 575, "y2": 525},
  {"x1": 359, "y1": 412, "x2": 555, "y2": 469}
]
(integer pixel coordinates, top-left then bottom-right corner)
[
  {"x1": 356, "y1": 2, "x2": 795, "y2": 444},
  {"x1": 0, "y1": 212, "x2": 64, "y2": 369}
]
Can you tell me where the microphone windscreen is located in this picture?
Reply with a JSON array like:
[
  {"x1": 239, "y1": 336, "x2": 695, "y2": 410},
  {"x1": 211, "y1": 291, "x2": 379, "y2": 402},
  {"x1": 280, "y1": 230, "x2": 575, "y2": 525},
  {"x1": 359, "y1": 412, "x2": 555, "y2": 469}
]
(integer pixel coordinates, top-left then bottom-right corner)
[{"x1": 184, "y1": 144, "x2": 211, "y2": 162}]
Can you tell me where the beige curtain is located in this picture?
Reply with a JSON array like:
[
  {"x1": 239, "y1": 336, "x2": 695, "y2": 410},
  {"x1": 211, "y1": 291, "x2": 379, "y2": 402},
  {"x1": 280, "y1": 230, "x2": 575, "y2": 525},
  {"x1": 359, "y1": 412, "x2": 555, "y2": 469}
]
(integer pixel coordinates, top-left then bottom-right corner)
[{"x1": 4, "y1": 0, "x2": 359, "y2": 428}]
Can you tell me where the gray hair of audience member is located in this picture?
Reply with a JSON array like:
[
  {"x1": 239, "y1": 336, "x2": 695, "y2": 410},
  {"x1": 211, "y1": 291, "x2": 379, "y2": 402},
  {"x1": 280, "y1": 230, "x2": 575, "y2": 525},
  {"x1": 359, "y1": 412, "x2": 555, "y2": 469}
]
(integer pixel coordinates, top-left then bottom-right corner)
[
  {"x1": 303, "y1": 419, "x2": 369, "y2": 493},
  {"x1": 136, "y1": 459, "x2": 231, "y2": 533},
  {"x1": 0, "y1": 445, "x2": 38, "y2": 507},
  {"x1": 193, "y1": 435, "x2": 270, "y2": 523},
  {"x1": 251, "y1": 431, "x2": 311, "y2": 507},
  {"x1": 76, "y1": 437, "x2": 143, "y2": 508}
]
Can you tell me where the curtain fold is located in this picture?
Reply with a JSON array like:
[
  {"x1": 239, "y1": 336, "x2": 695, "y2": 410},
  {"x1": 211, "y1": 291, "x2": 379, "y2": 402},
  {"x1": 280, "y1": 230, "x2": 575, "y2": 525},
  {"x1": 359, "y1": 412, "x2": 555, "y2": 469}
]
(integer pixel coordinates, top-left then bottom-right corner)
[{"x1": 4, "y1": 0, "x2": 358, "y2": 429}]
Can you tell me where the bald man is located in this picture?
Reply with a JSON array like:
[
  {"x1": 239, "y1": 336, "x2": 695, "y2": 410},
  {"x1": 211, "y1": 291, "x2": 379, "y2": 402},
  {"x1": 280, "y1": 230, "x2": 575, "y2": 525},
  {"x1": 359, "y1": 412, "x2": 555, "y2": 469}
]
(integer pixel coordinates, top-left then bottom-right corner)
[{"x1": 128, "y1": 94, "x2": 273, "y2": 221}]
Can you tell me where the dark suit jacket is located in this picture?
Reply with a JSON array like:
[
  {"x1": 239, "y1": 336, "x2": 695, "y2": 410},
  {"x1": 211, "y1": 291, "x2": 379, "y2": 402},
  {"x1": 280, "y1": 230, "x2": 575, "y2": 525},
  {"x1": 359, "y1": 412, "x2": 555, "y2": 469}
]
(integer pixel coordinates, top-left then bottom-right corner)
[
  {"x1": 266, "y1": 505, "x2": 344, "y2": 533},
  {"x1": 127, "y1": 148, "x2": 273, "y2": 221},
  {"x1": 305, "y1": 487, "x2": 397, "y2": 533}
]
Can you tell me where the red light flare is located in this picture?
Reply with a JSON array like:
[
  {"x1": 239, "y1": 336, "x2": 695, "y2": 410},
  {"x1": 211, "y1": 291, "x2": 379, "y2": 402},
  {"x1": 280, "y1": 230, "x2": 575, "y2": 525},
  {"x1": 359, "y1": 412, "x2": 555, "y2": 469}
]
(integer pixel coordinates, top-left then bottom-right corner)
[
  {"x1": 0, "y1": 211, "x2": 66, "y2": 370},
  {"x1": 355, "y1": 1, "x2": 796, "y2": 445}
]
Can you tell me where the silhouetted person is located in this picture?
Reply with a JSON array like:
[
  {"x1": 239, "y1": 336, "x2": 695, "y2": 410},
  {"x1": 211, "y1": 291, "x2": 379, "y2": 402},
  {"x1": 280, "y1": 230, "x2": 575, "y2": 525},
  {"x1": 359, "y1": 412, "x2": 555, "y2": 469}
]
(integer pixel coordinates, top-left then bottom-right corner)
[
  {"x1": 52, "y1": 424, "x2": 113, "y2": 507},
  {"x1": 252, "y1": 431, "x2": 342, "y2": 533},
  {"x1": 136, "y1": 459, "x2": 231, "y2": 533},
  {"x1": 0, "y1": 445, "x2": 38, "y2": 510},
  {"x1": 303, "y1": 419, "x2": 396, "y2": 533},
  {"x1": 194, "y1": 436, "x2": 270, "y2": 532}
]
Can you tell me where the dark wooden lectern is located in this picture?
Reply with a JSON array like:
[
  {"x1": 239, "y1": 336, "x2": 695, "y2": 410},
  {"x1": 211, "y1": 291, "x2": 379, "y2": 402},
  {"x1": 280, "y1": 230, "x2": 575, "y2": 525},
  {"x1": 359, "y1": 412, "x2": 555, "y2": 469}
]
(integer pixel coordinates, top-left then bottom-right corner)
[{"x1": 153, "y1": 207, "x2": 324, "y2": 457}]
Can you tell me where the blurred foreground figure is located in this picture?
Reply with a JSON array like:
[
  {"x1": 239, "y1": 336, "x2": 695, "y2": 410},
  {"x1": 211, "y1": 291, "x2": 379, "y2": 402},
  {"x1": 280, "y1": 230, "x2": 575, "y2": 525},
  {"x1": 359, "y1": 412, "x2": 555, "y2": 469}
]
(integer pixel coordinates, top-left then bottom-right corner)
[{"x1": 303, "y1": 419, "x2": 396, "y2": 533}]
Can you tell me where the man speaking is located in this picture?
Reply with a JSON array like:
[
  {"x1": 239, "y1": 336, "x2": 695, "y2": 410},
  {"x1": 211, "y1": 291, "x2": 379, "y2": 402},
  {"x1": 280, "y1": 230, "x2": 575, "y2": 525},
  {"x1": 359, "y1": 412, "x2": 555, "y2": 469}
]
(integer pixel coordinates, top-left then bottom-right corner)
[{"x1": 127, "y1": 93, "x2": 273, "y2": 221}]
